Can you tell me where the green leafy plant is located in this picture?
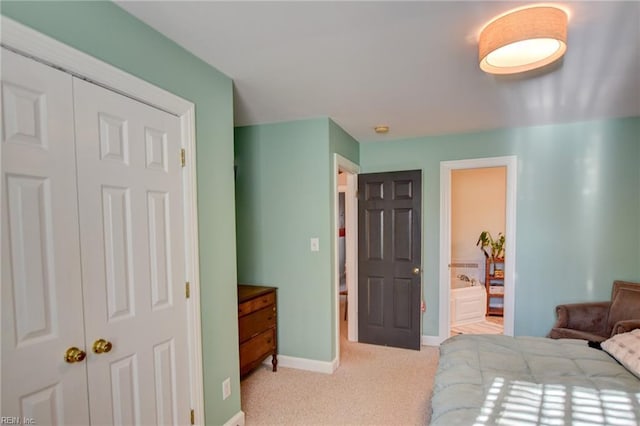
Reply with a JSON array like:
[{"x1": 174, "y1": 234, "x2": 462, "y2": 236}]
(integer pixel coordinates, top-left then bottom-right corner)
[{"x1": 476, "y1": 231, "x2": 505, "y2": 259}]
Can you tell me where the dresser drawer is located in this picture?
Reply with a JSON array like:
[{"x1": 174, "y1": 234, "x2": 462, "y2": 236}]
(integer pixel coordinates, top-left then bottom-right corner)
[
  {"x1": 238, "y1": 284, "x2": 278, "y2": 377},
  {"x1": 239, "y1": 306, "x2": 276, "y2": 343},
  {"x1": 239, "y1": 328, "x2": 276, "y2": 375},
  {"x1": 238, "y1": 291, "x2": 275, "y2": 317}
]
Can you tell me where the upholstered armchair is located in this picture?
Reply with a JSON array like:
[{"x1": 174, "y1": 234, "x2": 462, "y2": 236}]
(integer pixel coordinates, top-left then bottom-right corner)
[{"x1": 548, "y1": 280, "x2": 640, "y2": 342}]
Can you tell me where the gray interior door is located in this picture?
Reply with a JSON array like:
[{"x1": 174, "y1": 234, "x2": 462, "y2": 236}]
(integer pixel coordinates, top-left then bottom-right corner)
[{"x1": 358, "y1": 170, "x2": 422, "y2": 350}]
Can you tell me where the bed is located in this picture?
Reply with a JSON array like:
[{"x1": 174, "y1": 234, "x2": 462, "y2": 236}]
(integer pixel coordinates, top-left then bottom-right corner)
[{"x1": 430, "y1": 334, "x2": 640, "y2": 425}]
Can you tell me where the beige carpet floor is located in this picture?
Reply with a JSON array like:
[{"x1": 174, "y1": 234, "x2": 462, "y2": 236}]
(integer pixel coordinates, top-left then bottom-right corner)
[{"x1": 240, "y1": 297, "x2": 440, "y2": 425}]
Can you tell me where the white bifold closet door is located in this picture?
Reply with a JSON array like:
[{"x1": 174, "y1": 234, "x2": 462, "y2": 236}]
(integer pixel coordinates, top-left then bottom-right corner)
[
  {"x1": 1, "y1": 47, "x2": 90, "y2": 426},
  {"x1": 2, "y1": 47, "x2": 190, "y2": 425}
]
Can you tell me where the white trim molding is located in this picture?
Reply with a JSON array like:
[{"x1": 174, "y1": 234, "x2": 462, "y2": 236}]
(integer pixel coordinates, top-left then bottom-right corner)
[
  {"x1": 332, "y1": 154, "x2": 360, "y2": 368},
  {"x1": 1, "y1": 16, "x2": 205, "y2": 424},
  {"x1": 265, "y1": 355, "x2": 338, "y2": 375},
  {"x1": 223, "y1": 411, "x2": 245, "y2": 426},
  {"x1": 421, "y1": 335, "x2": 447, "y2": 347},
  {"x1": 439, "y1": 156, "x2": 518, "y2": 342}
]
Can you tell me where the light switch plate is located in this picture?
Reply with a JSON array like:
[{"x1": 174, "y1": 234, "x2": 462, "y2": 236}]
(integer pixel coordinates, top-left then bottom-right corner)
[
  {"x1": 310, "y1": 238, "x2": 319, "y2": 252},
  {"x1": 222, "y1": 377, "x2": 231, "y2": 400}
]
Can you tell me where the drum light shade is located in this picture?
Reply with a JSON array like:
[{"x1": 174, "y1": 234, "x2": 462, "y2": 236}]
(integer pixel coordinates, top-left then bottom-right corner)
[{"x1": 479, "y1": 6, "x2": 568, "y2": 74}]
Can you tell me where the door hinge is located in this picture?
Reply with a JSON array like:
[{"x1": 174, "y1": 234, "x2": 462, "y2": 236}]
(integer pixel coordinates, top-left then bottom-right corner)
[
  {"x1": 186, "y1": 282, "x2": 190, "y2": 299},
  {"x1": 190, "y1": 408, "x2": 195, "y2": 425},
  {"x1": 181, "y1": 148, "x2": 186, "y2": 167}
]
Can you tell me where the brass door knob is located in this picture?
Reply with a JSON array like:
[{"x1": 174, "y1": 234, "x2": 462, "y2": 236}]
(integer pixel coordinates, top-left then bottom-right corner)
[
  {"x1": 93, "y1": 338, "x2": 113, "y2": 354},
  {"x1": 412, "y1": 267, "x2": 421, "y2": 275},
  {"x1": 65, "y1": 347, "x2": 87, "y2": 363}
]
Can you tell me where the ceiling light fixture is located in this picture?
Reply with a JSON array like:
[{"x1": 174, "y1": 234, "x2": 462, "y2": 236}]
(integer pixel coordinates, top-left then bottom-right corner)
[
  {"x1": 374, "y1": 125, "x2": 389, "y2": 134},
  {"x1": 478, "y1": 5, "x2": 568, "y2": 74}
]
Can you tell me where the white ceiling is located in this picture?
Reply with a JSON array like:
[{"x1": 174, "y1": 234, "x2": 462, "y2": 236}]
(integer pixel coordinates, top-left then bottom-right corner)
[{"x1": 117, "y1": 1, "x2": 640, "y2": 142}]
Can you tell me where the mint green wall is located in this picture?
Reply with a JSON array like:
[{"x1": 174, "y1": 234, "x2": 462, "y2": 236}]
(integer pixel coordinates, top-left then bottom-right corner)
[
  {"x1": 235, "y1": 118, "x2": 359, "y2": 361},
  {"x1": 235, "y1": 118, "x2": 334, "y2": 361},
  {"x1": 330, "y1": 119, "x2": 360, "y2": 164},
  {"x1": 360, "y1": 117, "x2": 640, "y2": 337},
  {"x1": 2, "y1": 2, "x2": 240, "y2": 424}
]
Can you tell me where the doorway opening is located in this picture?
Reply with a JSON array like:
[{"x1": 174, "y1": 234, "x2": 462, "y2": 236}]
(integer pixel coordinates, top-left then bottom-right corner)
[
  {"x1": 439, "y1": 156, "x2": 517, "y2": 342},
  {"x1": 449, "y1": 167, "x2": 505, "y2": 336},
  {"x1": 333, "y1": 154, "x2": 359, "y2": 366}
]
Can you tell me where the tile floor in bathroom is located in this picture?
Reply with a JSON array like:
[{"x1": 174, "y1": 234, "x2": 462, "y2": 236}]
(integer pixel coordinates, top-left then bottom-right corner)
[{"x1": 450, "y1": 316, "x2": 504, "y2": 336}]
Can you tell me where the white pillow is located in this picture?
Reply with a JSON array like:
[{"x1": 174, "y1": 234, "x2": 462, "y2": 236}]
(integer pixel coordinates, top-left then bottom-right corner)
[{"x1": 601, "y1": 329, "x2": 640, "y2": 379}]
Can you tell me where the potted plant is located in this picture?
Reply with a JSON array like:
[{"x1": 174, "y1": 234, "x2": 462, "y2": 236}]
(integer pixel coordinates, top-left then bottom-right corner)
[{"x1": 476, "y1": 231, "x2": 505, "y2": 260}]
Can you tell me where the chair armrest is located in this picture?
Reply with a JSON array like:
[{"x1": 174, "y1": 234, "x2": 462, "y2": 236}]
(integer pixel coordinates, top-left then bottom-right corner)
[
  {"x1": 553, "y1": 301, "x2": 611, "y2": 333},
  {"x1": 611, "y1": 319, "x2": 640, "y2": 336}
]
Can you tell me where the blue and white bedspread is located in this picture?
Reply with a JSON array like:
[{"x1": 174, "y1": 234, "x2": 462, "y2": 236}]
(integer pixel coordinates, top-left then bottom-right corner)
[{"x1": 430, "y1": 334, "x2": 640, "y2": 425}]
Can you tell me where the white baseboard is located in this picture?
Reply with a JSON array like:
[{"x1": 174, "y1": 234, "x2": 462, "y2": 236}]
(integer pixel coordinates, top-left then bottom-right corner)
[
  {"x1": 421, "y1": 335, "x2": 446, "y2": 347},
  {"x1": 263, "y1": 354, "x2": 337, "y2": 374},
  {"x1": 223, "y1": 410, "x2": 245, "y2": 426}
]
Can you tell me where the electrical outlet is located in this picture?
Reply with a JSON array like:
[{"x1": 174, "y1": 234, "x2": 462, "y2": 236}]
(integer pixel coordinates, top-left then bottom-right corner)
[{"x1": 222, "y1": 378, "x2": 231, "y2": 400}]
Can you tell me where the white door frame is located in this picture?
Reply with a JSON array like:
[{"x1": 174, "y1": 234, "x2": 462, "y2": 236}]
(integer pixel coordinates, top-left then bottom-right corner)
[
  {"x1": 439, "y1": 156, "x2": 517, "y2": 341},
  {"x1": 332, "y1": 154, "x2": 359, "y2": 367},
  {"x1": 1, "y1": 17, "x2": 205, "y2": 423}
]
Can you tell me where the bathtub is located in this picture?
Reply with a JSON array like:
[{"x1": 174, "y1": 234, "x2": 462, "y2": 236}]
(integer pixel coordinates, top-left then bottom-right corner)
[{"x1": 450, "y1": 280, "x2": 487, "y2": 326}]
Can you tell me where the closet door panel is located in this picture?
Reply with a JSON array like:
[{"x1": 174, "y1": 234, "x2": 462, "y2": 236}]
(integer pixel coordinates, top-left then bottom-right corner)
[
  {"x1": 73, "y1": 77, "x2": 189, "y2": 425},
  {"x1": 1, "y1": 48, "x2": 90, "y2": 425},
  {"x1": 101, "y1": 185, "x2": 136, "y2": 321}
]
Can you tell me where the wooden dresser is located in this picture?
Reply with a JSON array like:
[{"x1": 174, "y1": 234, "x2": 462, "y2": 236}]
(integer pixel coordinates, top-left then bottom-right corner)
[{"x1": 237, "y1": 284, "x2": 278, "y2": 377}]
